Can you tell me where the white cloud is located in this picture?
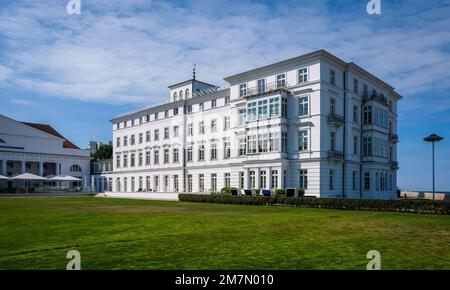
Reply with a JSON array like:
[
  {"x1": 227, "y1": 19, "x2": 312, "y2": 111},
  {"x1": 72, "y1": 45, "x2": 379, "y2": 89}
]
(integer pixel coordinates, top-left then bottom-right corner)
[{"x1": 0, "y1": 0, "x2": 449, "y2": 109}]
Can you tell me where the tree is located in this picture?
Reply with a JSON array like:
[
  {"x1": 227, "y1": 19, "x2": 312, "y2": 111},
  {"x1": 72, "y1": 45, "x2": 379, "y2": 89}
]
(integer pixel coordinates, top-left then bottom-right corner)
[{"x1": 91, "y1": 143, "x2": 113, "y2": 161}]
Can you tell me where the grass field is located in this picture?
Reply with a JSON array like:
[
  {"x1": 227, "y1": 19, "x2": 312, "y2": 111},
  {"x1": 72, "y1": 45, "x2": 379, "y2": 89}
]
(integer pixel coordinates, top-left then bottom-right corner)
[{"x1": 0, "y1": 197, "x2": 449, "y2": 270}]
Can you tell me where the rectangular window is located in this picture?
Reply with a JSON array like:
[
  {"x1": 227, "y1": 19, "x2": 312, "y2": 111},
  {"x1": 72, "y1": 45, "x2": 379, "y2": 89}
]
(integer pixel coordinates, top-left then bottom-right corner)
[
  {"x1": 247, "y1": 135, "x2": 257, "y2": 154},
  {"x1": 199, "y1": 174, "x2": 205, "y2": 192},
  {"x1": 173, "y1": 175, "x2": 179, "y2": 192},
  {"x1": 138, "y1": 152, "x2": 143, "y2": 166},
  {"x1": 154, "y1": 129, "x2": 159, "y2": 141},
  {"x1": 130, "y1": 153, "x2": 135, "y2": 167},
  {"x1": 238, "y1": 138, "x2": 246, "y2": 156},
  {"x1": 146, "y1": 151, "x2": 151, "y2": 165},
  {"x1": 123, "y1": 154, "x2": 128, "y2": 167},
  {"x1": 239, "y1": 83, "x2": 247, "y2": 97},
  {"x1": 225, "y1": 173, "x2": 231, "y2": 188},
  {"x1": 364, "y1": 172, "x2": 370, "y2": 190},
  {"x1": 164, "y1": 149, "x2": 169, "y2": 164},
  {"x1": 130, "y1": 135, "x2": 135, "y2": 145},
  {"x1": 249, "y1": 171, "x2": 256, "y2": 188},
  {"x1": 211, "y1": 119, "x2": 217, "y2": 132},
  {"x1": 173, "y1": 148, "x2": 179, "y2": 163},
  {"x1": 187, "y1": 146, "x2": 193, "y2": 162},
  {"x1": 225, "y1": 96, "x2": 230, "y2": 105},
  {"x1": 154, "y1": 150, "x2": 159, "y2": 164},
  {"x1": 363, "y1": 105, "x2": 372, "y2": 125},
  {"x1": 353, "y1": 78, "x2": 359, "y2": 93},
  {"x1": 174, "y1": 126, "x2": 179, "y2": 137},
  {"x1": 271, "y1": 170, "x2": 278, "y2": 189},
  {"x1": 224, "y1": 141, "x2": 231, "y2": 159},
  {"x1": 131, "y1": 177, "x2": 135, "y2": 192},
  {"x1": 352, "y1": 171, "x2": 358, "y2": 190},
  {"x1": 330, "y1": 132, "x2": 336, "y2": 151},
  {"x1": 281, "y1": 132, "x2": 288, "y2": 153},
  {"x1": 199, "y1": 121, "x2": 205, "y2": 134},
  {"x1": 298, "y1": 130, "x2": 309, "y2": 151},
  {"x1": 146, "y1": 131, "x2": 151, "y2": 142},
  {"x1": 164, "y1": 127, "x2": 169, "y2": 139},
  {"x1": 164, "y1": 110, "x2": 169, "y2": 118},
  {"x1": 199, "y1": 102, "x2": 204, "y2": 111},
  {"x1": 198, "y1": 145, "x2": 205, "y2": 161},
  {"x1": 154, "y1": 112, "x2": 159, "y2": 120},
  {"x1": 139, "y1": 133, "x2": 143, "y2": 144},
  {"x1": 258, "y1": 99, "x2": 268, "y2": 119},
  {"x1": 116, "y1": 155, "x2": 121, "y2": 168},
  {"x1": 124, "y1": 177, "x2": 127, "y2": 191},
  {"x1": 211, "y1": 173, "x2": 217, "y2": 191},
  {"x1": 247, "y1": 101, "x2": 257, "y2": 121},
  {"x1": 224, "y1": 117, "x2": 230, "y2": 130},
  {"x1": 187, "y1": 175, "x2": 192, "y2": 192},
  {"x1": 187, "y1": 105, "x2": 192, "y2": 114},
  {"x1": 269, "y1": 97, "x2": 280, "y2": 117},
  {"x1": 330, "y1": 69, "x2": 336, "y2": 85},
  {"x1": 299, "y1": 169, "x2": 308, "y2": 189},
  {"x1": 353, "y1": 105, "x2": 359, "y2": 123},
  {"x1": 210, "y1": 144, "x2": 217, "y2": 160},
  {"x1": 188, "y1": 123, "x2": 193, "y2": 136},
  {"x1": 116, "y1": 137, "x2": 120, "y2": 147},
  {"x1": 363, "y1": 84, "x2": 368, "y2": 97},
  {"x1": 211, "y1": 99, "x2": 217, "y2": 108},
  {"x1": 173, "y1": 107, "x2": 178, "y2": 115},
  {"x1": 281, "y1": 97, "x2": 287, "y2": 117},
  {"x1": 270, "y1": 132, "x2": 280, "y2": 152},
  {"x1": 124, "y1": 136, "x2": 128, "y2": 146},
  {"x1": 329, "y1": 170, "x2": 334, "y2": 190},
  {"x1": 363, "y1": 137, "x2": 372, "y2": 156},
  {"x1": 298, "y1": 68, "x2": 308, "y2": 83},
  {"x1": 298, "y1": 96, "x2": 309, "y2": 116},
  {"x1": 353, "y1": 136, "x2": 359, "y2": 155},
  {"x1": 277, "y1": 73, "x2": 286, "y2": 88},
  {"x1": 239, "y1": 172, "x2": 244, "y2": 189},
  {"x1": 258, "y1": 79, "x2": 265, "y2": 93},
  {"x1": 238, "y1": 109, "x2": 246, "y2": 125},
  {"x1": 260, "y1": 170, "x2": 267, "y2": 189}
]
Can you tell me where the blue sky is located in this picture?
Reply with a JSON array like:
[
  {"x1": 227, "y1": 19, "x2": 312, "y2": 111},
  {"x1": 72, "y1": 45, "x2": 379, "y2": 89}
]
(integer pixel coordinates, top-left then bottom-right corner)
[{"x1": 0, "y1": 0, "x2": 449, "y2": 191}]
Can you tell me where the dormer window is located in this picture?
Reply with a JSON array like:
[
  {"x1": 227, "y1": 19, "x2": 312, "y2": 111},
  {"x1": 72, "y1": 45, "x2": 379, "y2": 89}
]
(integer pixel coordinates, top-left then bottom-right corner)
[
  {"x1": 179, "y1": 90, "x2": 183, "y2": 99},
  {"x1": 173, "y1": 92, "x2": 178, "y2": 101}
]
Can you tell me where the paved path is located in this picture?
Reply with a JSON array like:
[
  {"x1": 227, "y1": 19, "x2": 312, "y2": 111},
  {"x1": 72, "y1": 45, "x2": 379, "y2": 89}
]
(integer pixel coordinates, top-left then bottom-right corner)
[
  {"x1": 96, "y1": 192, "x2": 180, "y2": 201},
  {"x1": 0, "y1": 193, "x2": 95, "y2": 198}
]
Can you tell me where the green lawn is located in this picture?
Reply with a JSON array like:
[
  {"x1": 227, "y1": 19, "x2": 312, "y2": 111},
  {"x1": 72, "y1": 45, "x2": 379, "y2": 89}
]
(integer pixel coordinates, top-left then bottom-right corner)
[{"x1": 0, "y1": 197, "x2": 449, "y2": 270}]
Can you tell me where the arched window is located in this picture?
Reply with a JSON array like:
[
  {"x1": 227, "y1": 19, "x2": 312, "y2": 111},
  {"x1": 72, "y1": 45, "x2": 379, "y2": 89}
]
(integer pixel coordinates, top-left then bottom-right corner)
[
  {"x1": 173, "y1": 92, "x2": 178, "y2": 101},
  {"x1": 185, "y1": 89, "x2": 190, "y2": 98},
  {"x1": 70, "y1": 164, "x2": 82, "y2": 172},
  {"x1": 179, "y1": 90, "x2": 183, "y2": 99}
]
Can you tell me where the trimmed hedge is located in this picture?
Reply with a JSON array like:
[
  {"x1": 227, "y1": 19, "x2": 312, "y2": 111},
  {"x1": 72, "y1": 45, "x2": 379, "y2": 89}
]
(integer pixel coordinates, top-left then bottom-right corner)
[{"x1": 178, "y1": 194, "x2": 449, "y2": 215}]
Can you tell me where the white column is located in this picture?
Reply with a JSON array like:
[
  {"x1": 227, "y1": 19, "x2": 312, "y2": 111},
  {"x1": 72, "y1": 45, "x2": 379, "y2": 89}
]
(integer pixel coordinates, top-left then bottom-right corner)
[
  {"x1": 21, "y1": 161, "x2": 26, "y2": 173},
  {"x1": 244, "y1": 168, "x2": 250, "y2": 189},
  {"x1": 1, "y1": 160, "x2": 6, "y2": 176},
  {"x1": 255, "y1": 168, "x2": 260, "y2": 189},
  {"x1": 267, "y1": 167, "x2": 272, "y2": 189},
  {"x1": 39, "y1": 162, "x2": 44, "y2": 176}
]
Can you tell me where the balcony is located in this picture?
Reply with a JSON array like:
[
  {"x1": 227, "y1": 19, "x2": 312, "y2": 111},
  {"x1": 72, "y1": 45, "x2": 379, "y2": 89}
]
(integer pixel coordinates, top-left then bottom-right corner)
[
  {"x1": 241, "y1": 81, "x2": 290, "y2": 98},
  {"x1": 389, "y1": 133, "x2": 399, "y2": 143},
  {"x1": 328, "y1": 150, "x2": 344, "y2": 160},
  {"x1": 390, "y1": 161, "x2": 399, "y2": 170},
  {"x1": 327, "y1": 114, "x2": 345, "y2": 127},
  {"x1": 363, "y1": 91, "x2": 389, "y2": 106}
]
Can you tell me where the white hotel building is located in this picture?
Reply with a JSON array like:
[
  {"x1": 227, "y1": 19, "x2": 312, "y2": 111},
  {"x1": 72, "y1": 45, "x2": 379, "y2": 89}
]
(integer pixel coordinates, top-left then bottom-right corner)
[{"x1": 102, "y1": 50, "x2": 401, "y2": 199}]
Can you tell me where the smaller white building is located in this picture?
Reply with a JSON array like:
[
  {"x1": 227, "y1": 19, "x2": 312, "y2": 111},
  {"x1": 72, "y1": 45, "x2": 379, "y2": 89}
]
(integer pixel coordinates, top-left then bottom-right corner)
[{"x1": 0, "y1": 114, "x2": 90, "y2": 190}]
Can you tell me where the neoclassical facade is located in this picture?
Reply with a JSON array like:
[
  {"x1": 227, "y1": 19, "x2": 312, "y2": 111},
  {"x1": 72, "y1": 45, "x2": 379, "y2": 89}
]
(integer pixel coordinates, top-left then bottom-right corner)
[
  {"x1": 100, "y1": 50, "x2": 400, "y2": 199},
  {"x1": 0, "y1": 115, "x2": 90, "y2": 189}
]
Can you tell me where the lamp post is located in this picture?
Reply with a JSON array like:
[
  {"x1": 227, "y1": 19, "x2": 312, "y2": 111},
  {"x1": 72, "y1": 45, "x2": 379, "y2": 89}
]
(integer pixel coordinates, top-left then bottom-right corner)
[{"x1": 423, "y1": 133, "x2": 443, "y2": 200}]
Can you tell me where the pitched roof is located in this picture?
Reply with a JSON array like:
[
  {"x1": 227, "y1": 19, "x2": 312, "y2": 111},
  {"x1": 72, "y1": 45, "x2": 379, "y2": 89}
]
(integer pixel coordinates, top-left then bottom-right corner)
[{"x1": 20, "y1": 122, "x2": 80, "y2": 149}]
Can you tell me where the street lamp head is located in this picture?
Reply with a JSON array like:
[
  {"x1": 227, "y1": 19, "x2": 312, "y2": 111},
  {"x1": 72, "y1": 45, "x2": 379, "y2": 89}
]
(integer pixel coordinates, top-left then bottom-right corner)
[{"x1": 424, "y1": 133, "x2": 444, "y2": 143}]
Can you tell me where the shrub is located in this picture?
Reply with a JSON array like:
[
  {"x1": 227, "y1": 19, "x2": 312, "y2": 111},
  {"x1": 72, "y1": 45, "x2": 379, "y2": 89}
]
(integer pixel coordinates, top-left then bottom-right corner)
[
  {"x1": 178, "y1": 194, "x2": 450, "y2": 215},
  {"x1": 297, "y1": 188, "x2": 305, "y2": 197},
  {"x1": 254, "y1": 189, "x2": 261, "y2": 195},
  {"x1": 274, "y1": 189, "x2": 285, "y2": 196}
]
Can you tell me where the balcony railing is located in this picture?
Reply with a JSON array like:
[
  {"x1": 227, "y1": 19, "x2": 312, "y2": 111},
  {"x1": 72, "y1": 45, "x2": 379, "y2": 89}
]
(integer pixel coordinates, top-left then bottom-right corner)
[
  {"x1": 363, "y1": 91, "x2": 389, "y2": 106},
  {"x1": 328, "y1": 150, "x2": 344, "y2": 160},
  {"x1": 389, "y1": 133, "x2": 399, "y2": 143},
  {"x1": 327, "y1": 114, "x2": 345, "y2": 126},
  {"x1": 390, "y1": 161, "x2": 399, "y2": 170},
  {"x1": 241, "y1": 81, "x2": 290, "y2": 98}
]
